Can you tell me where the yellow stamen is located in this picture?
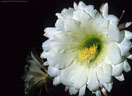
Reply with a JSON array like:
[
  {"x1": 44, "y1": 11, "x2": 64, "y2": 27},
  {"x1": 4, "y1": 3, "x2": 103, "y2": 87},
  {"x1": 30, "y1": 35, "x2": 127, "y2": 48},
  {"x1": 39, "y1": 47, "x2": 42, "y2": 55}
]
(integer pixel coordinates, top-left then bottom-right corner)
[{"x1": 78, "y1": 44, "x2": 98, "y2": 62}]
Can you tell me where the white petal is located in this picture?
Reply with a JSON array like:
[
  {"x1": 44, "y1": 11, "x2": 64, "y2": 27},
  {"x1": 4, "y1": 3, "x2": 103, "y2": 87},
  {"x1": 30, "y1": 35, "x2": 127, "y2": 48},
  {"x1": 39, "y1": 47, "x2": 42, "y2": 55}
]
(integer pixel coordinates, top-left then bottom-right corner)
[
  {"x1": 95, "y1": 90, "x2": 102, "y2": 96},
  {"x1": 79, "y1": 84, "x2": 86, "y2": 96},
  {"x1": 69, "y1": 87, "x2": 78, "y2": 95},
  {"x1": 41, "y1": 51, "x2": 49, "y2": 59},
  {"x1": 112, "y1": 62, "x2": 124, "y2": 76},
  {"x1": 114, "y1": 74, "x2": 125, "y2": 81},
  {"x1": 96, "y1": 65, "x2": 112, "y2": 84},
  {"x1": 61, "y1": 8, "x2": 74, "y2": 18},
  {"x1": 64, "y1": 18, "x2": 80, "y2": 32},
  {"x1": 106, "y1": 15, "x2": 119, "y2": 25},
  {"x1": 105, "y1": 43, "x2": 122, "y2": 64},
  {"x1": 44, "y1": 27, "x2": 58, "y2": 39},
  {"x1": 117, "y1": 38, "x2": 131, "y2": 56},
  {"x1": 123, "y1": 60, "x2": 131, "y2": 72},
  {"x1": 103, "y1": 64, "x2": 112, "y2": 80},
  {"x1": 69, "y1": 65, "x2": 88, "y2": 88},
  {"x1": 92, "y1": 14, "x2": 109, "y2": 35},
  {"x1": 124, "y1": 30, "x2": 132, "y2": 40},
  {"x1": 47, "y1": 50, "x2": 73, "y2": 69},
  {"x1": 73, "y1": 10, "x2": 91, "y2": 27},
  {"x1": 42, "y1": 40, "x2": 50, "y2": 52},
  {"x1": 103, "y1": 83, "x2": 113, "y2": 92},
  {"x1": 87, "y1": 68, "x2": 100, "y2": 91},
  {"x1": 48, "y1": 66, "x2": 60, "y2": 77},
  {"x1": 108, "y1": 23, "x2": 120, "y2": 42},
  {"x1": 60, "y1": 62, "x2": 88, "y2": 88},
  {"x1": 84, "y1": 5, "x2": 98, "y2": 18},
  {"x1": 53, "y1": 76, "x2": 61, "y2": 85},
  {"x1": 100, "y1": 3, "x2": 108, "y2": 17},
  {"x1": 78, "y1": 1, "x2": 86, "y2": 10},
  {"x1": 55, "y1": 18, "x2": 64, "y2": 31}
]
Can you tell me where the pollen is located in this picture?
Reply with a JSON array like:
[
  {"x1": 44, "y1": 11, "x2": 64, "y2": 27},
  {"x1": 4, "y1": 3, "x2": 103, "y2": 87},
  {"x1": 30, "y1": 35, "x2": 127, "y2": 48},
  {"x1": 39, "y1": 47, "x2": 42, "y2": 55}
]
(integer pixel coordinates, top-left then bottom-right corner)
[{"x1": 78, "y1": 44, "x2": 98, "y2": 62}]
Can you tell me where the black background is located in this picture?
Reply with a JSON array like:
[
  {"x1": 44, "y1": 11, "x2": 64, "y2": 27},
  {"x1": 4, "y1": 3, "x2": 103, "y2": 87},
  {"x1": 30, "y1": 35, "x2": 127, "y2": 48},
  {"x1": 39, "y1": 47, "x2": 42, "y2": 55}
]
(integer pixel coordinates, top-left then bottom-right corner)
[{"x1": 1, "y1": 0, "x2": 132, "y2": 96}]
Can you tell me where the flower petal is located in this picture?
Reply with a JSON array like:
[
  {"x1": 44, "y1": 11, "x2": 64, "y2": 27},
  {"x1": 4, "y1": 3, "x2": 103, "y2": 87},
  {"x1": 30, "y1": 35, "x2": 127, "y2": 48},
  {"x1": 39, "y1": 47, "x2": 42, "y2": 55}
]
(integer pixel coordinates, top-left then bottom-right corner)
[
  {"x1": 64, "y1": 18, "x2": 80, "y2": 32},
  {"x1": 48, "y1": 66, "x2": 60, "y2": 77},
  {"x1": 61, "y1": 8, "x2": 74, "y2": 18},
  {"x1": 96, "y1": 64, "x2": 112, "y2": 84},
  {"x1": 53, "y1": 76, "x2": 61, "y2": 85},
  {"x1": 114, "y1": 74, "x2": 125, "y2": 81},
  {"x1": 123, "y1": 60, "x2": 131, "y2": 72},
  {"x1": 112, "y1": 62, "x2": 124, "y2": 76},
  {"x1": 87, "y1": 68, "x2": 100, "y2": 91},
  {"x1": 55, "y1": 18, "x2": 64, "y2": 31},
  {"x1": 84, "y1": 5, "x2": 98, "y2": 18},
  {"x1": 124, "y1": 30, "x2": 132, "y2": 40},
  {"x1": 73, "y1": 10, "x2": 91, "y2": 27},
  {"x1": 42, "y1": 40, "x2": 50, "y2": 52},
  {"x1": 40, "y1": 51, "x2": 49, "y2": 59},
  {"x1": 105, "y1": 43, "x2": 122, "y2": 64},
  {"x1": 108, "y1": 23, "x2": 120, "y2": 42},
  {"x1": 69, "y1": 87, "x2": 78, "y2": 95},
  {"x1": 117, "y1": 30, "x2": 132, "y2": 56},
  {"x1": 95, "y1": 90, "x2": 101, "y2": 96},
  {"x1": 44, "y1": 27, "x2": 58, "y2": 39},
  {"x1": 106, "y1": 15, "x2": 119, "y2": 25},
  {"x1": 60, "y1": 62, "x2": 88, "y2": 88},
  {"x1": 103, "y1": 82, "x2": 113, "y2": 92},
  {"x1": 79, "y1": 84, "x2": 86, "y2": 96},
  {"x1": 78, "y1": 1, "x2": 86, "y2": 10}
]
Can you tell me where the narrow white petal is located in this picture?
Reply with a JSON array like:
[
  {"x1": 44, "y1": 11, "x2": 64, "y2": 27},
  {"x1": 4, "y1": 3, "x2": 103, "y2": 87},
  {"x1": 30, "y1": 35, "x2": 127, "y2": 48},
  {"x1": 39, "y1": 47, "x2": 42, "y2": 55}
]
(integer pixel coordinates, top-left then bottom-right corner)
[
  {"x1": 44, "y1": 27, "x2": 58, "y2": 39},
  {"x1": 84, "y1": 5, "x2": 98, "y2": 18},
  {"x1": 41, "y1": 52, "x2": 49, "y2": 59},
  {"x1": 73, "y1": 10, "x2": 91, "y2": 27},
  {"x1": 69, "y1": 87, "x2": 78, "y2": 95},
  {"x1": 78, "y1": 1, "x2": 86, "y2": 10},
  {"x1": 108, "y1": 23, "x2": 120, "y2": 42},
  {"x1": 112, "y1": 62, "x2": 124, "y2": 76},
  {"x1": 53, "y1": 76, "x2": 61, "y2": 85},
  {"x1": 102, "y1": 64, "x2": 112, "y2": 79},
  {"x1": 87, "y1": 68, "x2": 100, "y2": 91},
  {"x1": 123, "y1": 60, "x2": 131, "y2": 72},
  {"x1": 55, "y1": 18, "x2": 64, "y2": 31},
  {"x1": 96, "y1": 65, "x2": 111, "y2": 84},
  {"x1": 55, "y1": 13, "x2": 63, "y2": 18},
  {"x1": 114, "y1": 74, "x2": 125, "y2": 81},
  {"x1": 103, "y1": 83, "x2": 113, "y2": 92},
  {"x1": 106, "y1": 15, "x2": 119, "y2": 25},
  {"x1": 95, "y1": 90, "x2": 102, "y2": 96},
  {"x1": 42, "y1": 40, "x2": 50, "y2": 52},
  {"x1": 124, "y1": 30, "x2": 132, "y2": 40},
  {"x1": 69, "y1": 64, "x2": 88, "y2": 88},
  {"x1": 48, "y1": 66, "x2": 60, "y2": 77},
  {"x1": 61, "y1": 8, "x2": 74, "y2": 18},
  {"x1": 105, "y1": 43, "x2": 122, "y2": 64},
  {"x1": 100, "y1": 3, "x2": 108, "y2": 17},
  {"x1": 79, "y1": 85, "x2": 86, "y2": 96},
  {"x1": 117, "y1": 38, "x2": 131, "y2": 56},
  {"x1": 92, "y1": 14, "x2": 109, "y2": 35},
  {"x1": 64, "y1": 18, "x2": 80, "y2": 32}
]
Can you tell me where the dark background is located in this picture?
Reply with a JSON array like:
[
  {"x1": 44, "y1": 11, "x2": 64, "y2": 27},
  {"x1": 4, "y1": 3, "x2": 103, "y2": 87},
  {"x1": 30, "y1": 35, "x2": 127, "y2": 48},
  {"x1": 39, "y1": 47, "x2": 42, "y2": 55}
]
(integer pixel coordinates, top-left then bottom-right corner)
[{"x1": 1, "y1": 0, "x2": 132, "y2": 96}]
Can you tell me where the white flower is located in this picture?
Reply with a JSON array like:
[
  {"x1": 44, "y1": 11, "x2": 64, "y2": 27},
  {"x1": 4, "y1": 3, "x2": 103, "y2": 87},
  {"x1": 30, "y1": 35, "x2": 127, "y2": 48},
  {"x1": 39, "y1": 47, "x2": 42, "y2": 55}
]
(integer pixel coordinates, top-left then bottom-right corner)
[{"x1": 41, "y1": 1, "x2": 132, "y2": 96}]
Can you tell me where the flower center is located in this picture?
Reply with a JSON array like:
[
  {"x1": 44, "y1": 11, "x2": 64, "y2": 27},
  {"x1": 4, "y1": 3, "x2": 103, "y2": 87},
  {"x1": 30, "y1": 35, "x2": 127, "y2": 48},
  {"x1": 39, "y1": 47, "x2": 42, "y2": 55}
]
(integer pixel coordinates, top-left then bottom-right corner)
[{"x1": 78, "y1": 44, "x2": 98, "y2": 62}]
